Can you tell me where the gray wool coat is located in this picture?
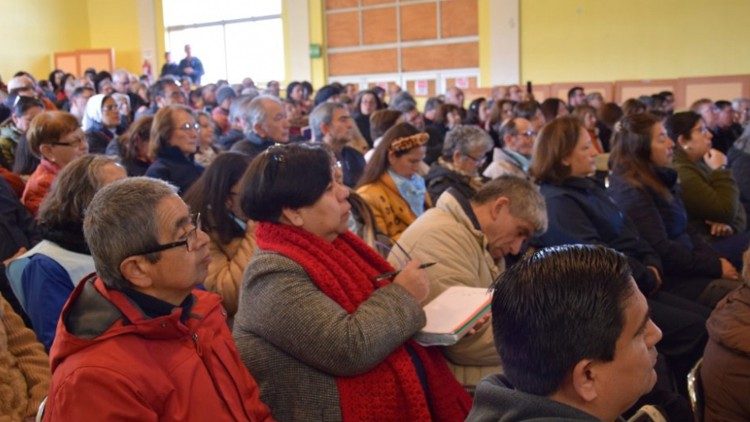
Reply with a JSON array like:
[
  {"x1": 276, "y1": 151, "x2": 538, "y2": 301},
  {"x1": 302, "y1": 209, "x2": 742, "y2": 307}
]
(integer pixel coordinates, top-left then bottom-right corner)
[{"x1": 232, "y1": 250, "x2": 426, "y2": 422}]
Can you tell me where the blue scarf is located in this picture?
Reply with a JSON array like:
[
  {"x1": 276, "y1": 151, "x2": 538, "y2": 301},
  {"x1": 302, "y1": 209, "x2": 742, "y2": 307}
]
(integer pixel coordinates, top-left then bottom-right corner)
[
  {"x1": 388, "y1": 169, "x2": 426, "y2": 216},
  {"x1": 504, "y1": 148, "x2": 531, "y2": 172}
]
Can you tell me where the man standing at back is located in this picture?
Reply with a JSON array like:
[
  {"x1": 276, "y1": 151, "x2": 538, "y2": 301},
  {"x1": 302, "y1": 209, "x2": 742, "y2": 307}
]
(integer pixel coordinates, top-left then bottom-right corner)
[
  {"x1": 45, "y1": 177, "x2": 272, "y2": 421},
  {"x1": 179, "y1": 44, "x2": 204, "y2": 85},
  {"x1": 468, "y1": 244, "x2": 662, "y2": 421}
]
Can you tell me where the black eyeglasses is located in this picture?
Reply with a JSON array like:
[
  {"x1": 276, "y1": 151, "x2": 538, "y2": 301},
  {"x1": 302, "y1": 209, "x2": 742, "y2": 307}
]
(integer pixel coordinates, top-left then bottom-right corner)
[
  {"x1": 135, "y1": 213, "x2": 202, "y2": 255},
  {"x1": 49, "y1": 131, "x2": 85, "y2": 148},
  {"x1": 464, "y1": 153, "x2": 486, "y2": 164}
]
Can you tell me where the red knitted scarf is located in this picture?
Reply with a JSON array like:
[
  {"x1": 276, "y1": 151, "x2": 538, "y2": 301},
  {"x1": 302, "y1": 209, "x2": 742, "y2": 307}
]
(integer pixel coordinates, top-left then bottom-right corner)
[{"x1": 255, "y1": 222, "x2": 471, "y2": 421}]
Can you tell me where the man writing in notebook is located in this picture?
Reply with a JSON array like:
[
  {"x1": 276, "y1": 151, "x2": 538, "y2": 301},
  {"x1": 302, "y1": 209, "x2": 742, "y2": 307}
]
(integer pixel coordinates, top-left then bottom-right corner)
[
  {"x1": 390, "y1": 176, "x2": 547, "y2": 390},
  {"x1": 468, "y1": 245, "x2": 662, "y2": 421}
]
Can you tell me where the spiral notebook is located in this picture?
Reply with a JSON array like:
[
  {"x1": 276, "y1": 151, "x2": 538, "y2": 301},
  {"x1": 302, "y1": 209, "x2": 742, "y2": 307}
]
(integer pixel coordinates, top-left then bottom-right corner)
[{"x1": 414, "y1": 286, "x2": 492, "y2": 347}]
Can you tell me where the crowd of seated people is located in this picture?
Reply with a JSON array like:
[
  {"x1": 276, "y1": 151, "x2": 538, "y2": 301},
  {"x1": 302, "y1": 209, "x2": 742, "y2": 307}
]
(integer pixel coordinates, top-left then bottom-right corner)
[{"x1": 1, "y1": 62, "x2": 750, "y2": 420}]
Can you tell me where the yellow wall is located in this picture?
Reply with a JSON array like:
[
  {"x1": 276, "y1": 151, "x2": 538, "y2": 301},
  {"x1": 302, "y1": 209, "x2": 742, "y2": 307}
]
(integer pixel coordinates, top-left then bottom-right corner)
[
  {"x1": 87, "y1": 0, "x2": 143, "y2": 73},
  {"x1": 0, "y1": 0, "x2": 148, "y2": 81},
  {"x1": 1, "y1": 0, "x2": 90, "y2": 80},
  {"x1": 521, "y1": 0, "x2": 750, "y2": 84}
]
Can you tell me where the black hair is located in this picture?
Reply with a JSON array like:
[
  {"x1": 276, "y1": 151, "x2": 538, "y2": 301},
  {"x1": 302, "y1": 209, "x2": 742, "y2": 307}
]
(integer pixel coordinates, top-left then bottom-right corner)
[
  {"x1": 286, "y1": 81, "x2": 301, "y2": 99},
  {"x1": 567, "y1": 86, "x2": 584, "y2": 101},
  {"x1": 12, "y1": 96, "x2": 44, "y2": 117},
  {"x1": 540, "y1": 98, "x2": 566, "y2": 122},
  {"x1": 715, "y1": 100, "x2": 732, "y2": 111},
  {"x1": 239, "y1": 143, "x2": 332, "y2": 222},
  {"x1": 184, "y1": 152, "x2": 252, "y2": 245},
  {"x1": 71, "y1": 86, "x2": 94, "y2": 99},
  {"x1": 313, "y1": 84, "x2": 342, "y2": 106},
  {"x1": 301, "y1": 81, "x2": 314, "y2": 97},
  {"x1": 464, "y1": 97, "x2": 487, "y2": 125},
  {"x1": 94, "y1": 71, "x2": 112, "y2": 92},
  {"x1": 150, "y1": 78, "x2": 178, "y2": 100},
  {"x1": 12, "y1": 135, "x2": 40, "y2": 175},
  {"x1": 513, "y1": 100, "x2": 541, "y2": 121},
  {"x1": 491, "y1": 244, "x2": 634, "y2": 396},
  {"x1": 48, "y1": 69, "x2": 64, "y2": 91},
  {"x1": 665, "y1": 111, "x2": 701, "y2": 142}
]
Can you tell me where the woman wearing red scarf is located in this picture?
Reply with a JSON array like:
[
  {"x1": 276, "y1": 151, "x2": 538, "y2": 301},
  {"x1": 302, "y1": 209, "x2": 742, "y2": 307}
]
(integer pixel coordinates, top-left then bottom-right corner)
[{"x1": 232, "y1": 143, "x2": 471, "y2": 421}]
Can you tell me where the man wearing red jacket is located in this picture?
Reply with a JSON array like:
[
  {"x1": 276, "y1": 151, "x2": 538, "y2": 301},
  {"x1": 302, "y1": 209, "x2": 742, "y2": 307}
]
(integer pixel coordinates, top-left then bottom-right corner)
[{"x1": 45, "y1": 177, "x2": 273, "y2": 421}]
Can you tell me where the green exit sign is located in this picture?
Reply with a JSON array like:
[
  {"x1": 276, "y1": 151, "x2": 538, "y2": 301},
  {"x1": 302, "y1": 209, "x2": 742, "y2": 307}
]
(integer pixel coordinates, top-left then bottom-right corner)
[{"x1": 310, "y1": 44, "x2": 322, "y2": 58}]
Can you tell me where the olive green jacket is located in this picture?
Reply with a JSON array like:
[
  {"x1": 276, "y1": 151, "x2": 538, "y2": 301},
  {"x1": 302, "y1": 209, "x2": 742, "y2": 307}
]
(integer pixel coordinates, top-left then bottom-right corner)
[{"x1": 673, "y1": 147, "x2": 746, "y2": 234}]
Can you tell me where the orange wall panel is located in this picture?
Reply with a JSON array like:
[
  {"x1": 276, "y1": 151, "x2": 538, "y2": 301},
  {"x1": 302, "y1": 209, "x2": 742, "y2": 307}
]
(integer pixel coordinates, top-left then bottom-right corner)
[
  {"x1": 326, "y1": 0, "x2": 358, "y2": 10},
  {"x1": 441, "y1": 0, "x2": 478, "y2": 38},
  {"x1": 445, "y1": 76, "x2": 478, "y2": 89},
  {"x1": 401, "y1": 42, "x2": 478, "y2": 71},
  {"x1": 401, "y1": 3, "x2": 437, "y2": 41},
  {"x1": 406, "y1": 79, "x2": 437, "y2": 97},
  {"x1": 363, "y1": 7, "x2": 397, "y2": 44},
  {"x1": 329, "y1": 49, "x2": 398, "y2": 75},
  {"x1": 326, "y1": 12, "x2": 360, "y2": 48},
  {"x1": 362, "y1": 0, "x2": 392, "y2": 5}
]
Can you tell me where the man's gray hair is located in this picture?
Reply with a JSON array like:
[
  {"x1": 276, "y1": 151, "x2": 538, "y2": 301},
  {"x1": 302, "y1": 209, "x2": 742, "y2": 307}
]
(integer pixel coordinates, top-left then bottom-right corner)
[
  {"x1": 245, "y1": 95, "x2": 282, "y2": 135},
  {"x1": 84, "y1": 177, "x2": 178, "y2": 289},
  {"x1": 112, "y1": 68, "x2": 129, "y2": 83},
  {"x1": 732, "y1": 97, "x2": 750, "y2": 111},
  {"x1": 309, "y1": 102, "x2": 346, "y2": 142},
  {"x1": 442, "y1": 125, "x2": 493, "y2": 160},
  {"x1": 472, "y1": 175, "x2": 548, "y2": 235},
  {"x1": 229, "y1": 94, "x2": 255, "y2": 125}
]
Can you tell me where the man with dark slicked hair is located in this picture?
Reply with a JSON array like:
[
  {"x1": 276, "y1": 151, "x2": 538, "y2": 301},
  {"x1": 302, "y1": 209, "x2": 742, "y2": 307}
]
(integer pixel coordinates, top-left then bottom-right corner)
[{"x1": 468, "y1": 245, "x2": 663, "y2": 422}]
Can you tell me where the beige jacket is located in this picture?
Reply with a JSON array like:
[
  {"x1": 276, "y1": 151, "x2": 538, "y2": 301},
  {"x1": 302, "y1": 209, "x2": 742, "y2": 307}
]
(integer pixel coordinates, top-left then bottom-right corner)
[
  {"x1": 205, "y1": 222, "x2": 256, "y2": 316},
  {"x1": 390, "y1": 190, "x2": 503, "y2": 387},
  {"x1": 0, "y1": 296, "x2": 50, "y2": 421}
]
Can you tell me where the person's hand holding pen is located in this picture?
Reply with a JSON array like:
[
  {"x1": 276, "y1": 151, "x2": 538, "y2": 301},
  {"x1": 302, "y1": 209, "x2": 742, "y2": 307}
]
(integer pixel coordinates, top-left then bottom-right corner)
[{"x1": 393, "y1": 258, "x2": 430, "y2": 303}]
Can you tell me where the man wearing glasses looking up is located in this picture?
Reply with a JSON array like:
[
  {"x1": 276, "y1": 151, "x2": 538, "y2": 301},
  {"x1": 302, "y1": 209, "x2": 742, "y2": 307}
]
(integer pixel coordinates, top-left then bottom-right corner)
[
  {"x1": 391, "y1": 175, "x2": 548, "y2": 392},
  {"x1": 45, "y1": 177, "x2": 273, "y2": 420},
  {"x1": 483, "y1": 117, "x2": 536, "y2": 180}
]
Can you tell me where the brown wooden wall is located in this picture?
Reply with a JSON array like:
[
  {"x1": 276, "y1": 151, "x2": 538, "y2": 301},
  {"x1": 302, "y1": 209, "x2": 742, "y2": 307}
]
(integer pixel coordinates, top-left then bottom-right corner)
[
  {"x1": 325, "y1": 0, "x2": 479, "y2": 77},
  {"x1": 464, "y1": 75, "x2": 750, "y2": 110}
]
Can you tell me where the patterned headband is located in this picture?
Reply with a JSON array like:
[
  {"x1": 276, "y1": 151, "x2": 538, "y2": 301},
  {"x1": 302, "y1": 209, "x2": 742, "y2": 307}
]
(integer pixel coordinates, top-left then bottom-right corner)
[{"x1": 389, "y1": 132, "x2": 429, "y2": 153}]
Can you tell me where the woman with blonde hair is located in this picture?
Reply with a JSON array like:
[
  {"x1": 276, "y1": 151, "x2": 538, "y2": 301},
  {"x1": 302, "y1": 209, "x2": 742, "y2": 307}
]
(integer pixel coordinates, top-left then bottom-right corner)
[{"x1": 357, "y1": 123, "x2": 431, "y2": 241}]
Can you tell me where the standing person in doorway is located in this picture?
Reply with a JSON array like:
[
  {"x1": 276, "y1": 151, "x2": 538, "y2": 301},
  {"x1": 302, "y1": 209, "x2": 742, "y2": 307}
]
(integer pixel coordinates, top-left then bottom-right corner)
[{"x1": 179, "y1": 44, "x2": 204, "y2": 86}]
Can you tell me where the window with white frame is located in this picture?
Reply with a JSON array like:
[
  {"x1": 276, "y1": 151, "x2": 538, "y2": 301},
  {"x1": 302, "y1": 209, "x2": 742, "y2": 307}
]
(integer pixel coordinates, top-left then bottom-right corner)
[{"x1": 162, "y1": 0, "x2": 285, "y2": 84}]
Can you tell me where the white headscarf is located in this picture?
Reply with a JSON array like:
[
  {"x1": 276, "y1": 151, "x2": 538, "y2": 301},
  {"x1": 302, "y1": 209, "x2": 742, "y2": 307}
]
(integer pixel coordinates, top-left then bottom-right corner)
[{"x1": 82, "y1": 93, "x2": 106, "y2": 131}]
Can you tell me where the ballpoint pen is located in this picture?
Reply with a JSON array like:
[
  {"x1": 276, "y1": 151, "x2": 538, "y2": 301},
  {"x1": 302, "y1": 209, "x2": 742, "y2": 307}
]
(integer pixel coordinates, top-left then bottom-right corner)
[{"x1": 373, "y1": 262, "x2": 437, "y2": 281}]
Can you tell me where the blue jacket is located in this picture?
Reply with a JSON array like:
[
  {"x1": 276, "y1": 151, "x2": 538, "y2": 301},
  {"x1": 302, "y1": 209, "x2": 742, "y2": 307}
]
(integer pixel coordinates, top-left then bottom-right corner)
[
  {"x1": 145, "y1": 146, "x2": 204, "y2": 195},
  {"x1": 230, "y1": 132, "x2": 275, "y2": 161},
  {"x1": 534, "y1": 177, "x2": 660, "y2": 294},
  {"x1": 608, "y1": 168, "x2": 722, "y2": 278}
]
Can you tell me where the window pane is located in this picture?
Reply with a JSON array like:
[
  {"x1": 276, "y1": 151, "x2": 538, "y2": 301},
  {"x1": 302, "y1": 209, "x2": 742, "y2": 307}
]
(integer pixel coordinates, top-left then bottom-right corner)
[
  {"x1": 224, "y1": 19, "x2": 285, "y2": 84},
  {"x1": 167, "y1": 26, "x2": 227, "y2": 84},
  {"x1": 163, "y1": 0, "x2": 280, "y2": 27}
]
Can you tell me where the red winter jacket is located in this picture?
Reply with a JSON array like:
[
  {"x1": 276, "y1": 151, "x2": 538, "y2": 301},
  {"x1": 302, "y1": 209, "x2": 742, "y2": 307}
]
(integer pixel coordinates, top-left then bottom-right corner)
[
  {"x1": 45, "y1": 276, "x2": 273, "y2": 421},
  {"x1": 21, "y1": 159, "x2": 59, "y2": 216}
]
